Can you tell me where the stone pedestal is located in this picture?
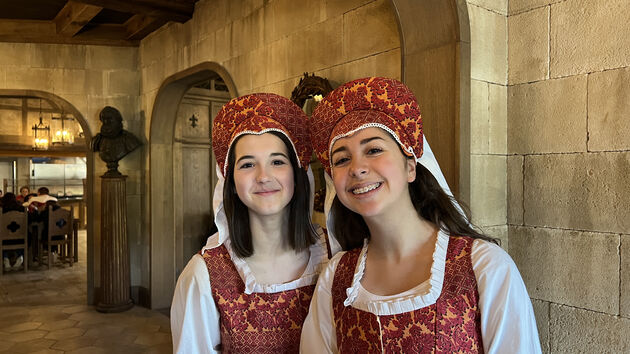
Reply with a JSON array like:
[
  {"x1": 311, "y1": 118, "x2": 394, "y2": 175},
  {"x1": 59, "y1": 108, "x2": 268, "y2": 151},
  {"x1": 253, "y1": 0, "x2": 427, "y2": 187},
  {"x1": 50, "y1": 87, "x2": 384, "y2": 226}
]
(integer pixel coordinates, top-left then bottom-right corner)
[{"x1": 96, "y1": 174, "x2": 133, "y2": 313}]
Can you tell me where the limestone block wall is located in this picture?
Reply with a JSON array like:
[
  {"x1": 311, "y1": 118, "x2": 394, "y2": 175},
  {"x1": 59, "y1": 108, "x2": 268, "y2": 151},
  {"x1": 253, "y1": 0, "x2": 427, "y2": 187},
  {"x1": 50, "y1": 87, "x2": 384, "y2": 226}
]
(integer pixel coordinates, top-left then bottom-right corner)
[
  {"x1": 466, "y1": 0, "x2": 509, "y2": 247},
  {"x1": 139, "y1": 0, "x2": 401, "y2": 128},
  {"x1": 507, "y1": 0, "x2": 630, "y2": 352},
  {"x1": 0, "y1": 43, "x2": 143, "y2": 300}
]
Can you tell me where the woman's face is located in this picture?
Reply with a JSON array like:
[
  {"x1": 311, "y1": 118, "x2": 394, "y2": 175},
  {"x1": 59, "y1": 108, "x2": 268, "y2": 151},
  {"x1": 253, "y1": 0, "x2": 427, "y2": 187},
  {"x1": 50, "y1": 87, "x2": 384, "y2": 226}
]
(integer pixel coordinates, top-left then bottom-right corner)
[
  {"x1": 330, "y1": 127, "x2": 415, "y2": 219},
  {"x1": 232, "y1": 133, "x2": 295, "y2": 218},
  {"x1": 20, "y1": 187, "x2": 29, "y2": 197}
]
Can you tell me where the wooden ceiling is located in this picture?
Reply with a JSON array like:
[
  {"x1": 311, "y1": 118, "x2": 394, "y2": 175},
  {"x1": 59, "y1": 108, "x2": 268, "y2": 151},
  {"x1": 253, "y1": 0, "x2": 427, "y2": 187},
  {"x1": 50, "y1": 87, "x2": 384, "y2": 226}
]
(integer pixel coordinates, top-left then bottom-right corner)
[{"x1": 0, "y1": 0, "x2": 198, "y2": 46}]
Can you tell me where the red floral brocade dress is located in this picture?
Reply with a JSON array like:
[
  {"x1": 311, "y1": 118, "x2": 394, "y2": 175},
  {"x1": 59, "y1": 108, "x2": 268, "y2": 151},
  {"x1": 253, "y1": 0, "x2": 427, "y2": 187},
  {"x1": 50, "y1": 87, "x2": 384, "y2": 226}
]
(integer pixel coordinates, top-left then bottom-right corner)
[
  {"x1": 201, "y1": 245, "x2": 315, "y2": 353},
  {"x1": 331, "y1": 236, "x2": 483, "y2": 353}
]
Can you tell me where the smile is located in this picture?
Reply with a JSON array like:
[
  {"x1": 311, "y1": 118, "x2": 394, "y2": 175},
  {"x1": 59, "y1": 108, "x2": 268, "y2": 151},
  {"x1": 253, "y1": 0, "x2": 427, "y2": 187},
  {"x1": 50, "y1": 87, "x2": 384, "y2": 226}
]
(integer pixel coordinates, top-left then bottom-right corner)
[
  {"x1": 351, "y1": 182, "x2": 381, "y2": 195},
  {"x1": 254, "y1": 190, "x2": 279, "y2": 195}
]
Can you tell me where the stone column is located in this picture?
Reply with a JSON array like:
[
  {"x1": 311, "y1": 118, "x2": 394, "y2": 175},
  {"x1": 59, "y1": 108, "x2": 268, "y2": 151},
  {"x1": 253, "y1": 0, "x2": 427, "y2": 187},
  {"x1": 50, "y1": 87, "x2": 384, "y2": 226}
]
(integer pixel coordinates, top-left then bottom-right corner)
[{"x1": 96, "y1": 174, "x2": 133, "y2": 313}]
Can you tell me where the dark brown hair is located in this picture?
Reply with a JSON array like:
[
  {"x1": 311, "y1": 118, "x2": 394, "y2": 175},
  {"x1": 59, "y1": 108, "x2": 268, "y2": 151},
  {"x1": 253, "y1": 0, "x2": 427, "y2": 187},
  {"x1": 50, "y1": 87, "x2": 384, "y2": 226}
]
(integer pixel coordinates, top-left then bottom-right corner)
[
  {"x1": 332, "y1": 160, "x2": 498, "y2": 251},
  {"x1": 223, "y1": 131, "x2": 317, "y2": 257}
]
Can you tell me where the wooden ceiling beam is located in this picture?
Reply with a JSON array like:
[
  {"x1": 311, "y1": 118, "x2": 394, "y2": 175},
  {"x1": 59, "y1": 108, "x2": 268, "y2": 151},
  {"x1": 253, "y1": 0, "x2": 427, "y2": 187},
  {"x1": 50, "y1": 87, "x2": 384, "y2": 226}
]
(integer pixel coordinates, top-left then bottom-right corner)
[
  {"x1": 124, "y1": 14, "x2": 168, "y2": 40},
  {"x1": 71, "y1": 0, "x2": 194, "y2": 23},
  {"x1": 0, "y1": 19, "x2": 137, "y2": 46},
  {"x1": 54, "y1": 1, "x2": 103, "y2": 37}
]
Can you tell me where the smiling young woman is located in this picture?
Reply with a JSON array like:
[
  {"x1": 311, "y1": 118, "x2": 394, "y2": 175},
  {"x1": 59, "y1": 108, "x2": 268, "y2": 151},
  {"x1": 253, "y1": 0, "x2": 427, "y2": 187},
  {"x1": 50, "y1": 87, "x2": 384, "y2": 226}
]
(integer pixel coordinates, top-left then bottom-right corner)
[
  {"x1": 170, "y1": 93, "x2": 331, "y2": 353},
  {"x1": 301, "y1": 77, "x2": 542, "y2": 353}
]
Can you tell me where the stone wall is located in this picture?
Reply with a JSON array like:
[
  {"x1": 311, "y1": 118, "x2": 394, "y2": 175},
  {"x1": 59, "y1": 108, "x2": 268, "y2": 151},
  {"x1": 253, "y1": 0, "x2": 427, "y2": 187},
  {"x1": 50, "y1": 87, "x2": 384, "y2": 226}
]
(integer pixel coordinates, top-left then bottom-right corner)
[
  {"x1": 467, "y1": 1, "x2": 509, "y2": 248},
  {"x1": 139, "y1": 0, "x2": 401, "y2": 127},
  {"x1": 507, "y1": 0, "x2": 630, "y2": 352},
  {"x1": 0, "y1": 43, "x2": 143, "y2": 300}
]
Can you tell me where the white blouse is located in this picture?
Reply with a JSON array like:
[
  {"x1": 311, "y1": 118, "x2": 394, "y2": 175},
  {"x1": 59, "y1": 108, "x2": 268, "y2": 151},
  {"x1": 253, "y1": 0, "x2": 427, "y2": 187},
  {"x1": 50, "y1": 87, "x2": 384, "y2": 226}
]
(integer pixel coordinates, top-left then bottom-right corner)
[
  {"x1": 300, "y1": 230, "x2": 542, "y2": 354},
  {"x1": 170, "y1": 228, "x2": 330, "y2": 354}
]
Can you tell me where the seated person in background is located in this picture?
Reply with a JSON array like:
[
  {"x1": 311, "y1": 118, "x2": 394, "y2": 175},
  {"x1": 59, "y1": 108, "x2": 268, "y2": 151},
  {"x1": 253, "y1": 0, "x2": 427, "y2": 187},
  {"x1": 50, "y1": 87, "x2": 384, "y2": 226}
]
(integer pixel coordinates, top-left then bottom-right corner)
[
  {"x1": 23, "y1": 187, "x2": 57, "y2": 210},
  {"x1": 16, "y1": 186, "x2": 30, "y2": 203},
  {"x1": 1, "y1": 193, "x2": 26, "y2": 271},
  {"x1": 38, "y1": 200, "x2": 63, "y2": 262}
]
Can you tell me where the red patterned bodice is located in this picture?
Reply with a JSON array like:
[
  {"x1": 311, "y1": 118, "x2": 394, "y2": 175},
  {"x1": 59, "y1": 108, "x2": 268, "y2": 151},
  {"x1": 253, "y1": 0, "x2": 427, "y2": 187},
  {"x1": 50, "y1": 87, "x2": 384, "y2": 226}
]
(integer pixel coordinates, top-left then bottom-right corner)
[
  {"x1": 202, "y1": 245, "x2": 315, "y2": 353},
  {"x1": 331, "y1": 236, "x2": 483, "y2": 353}
]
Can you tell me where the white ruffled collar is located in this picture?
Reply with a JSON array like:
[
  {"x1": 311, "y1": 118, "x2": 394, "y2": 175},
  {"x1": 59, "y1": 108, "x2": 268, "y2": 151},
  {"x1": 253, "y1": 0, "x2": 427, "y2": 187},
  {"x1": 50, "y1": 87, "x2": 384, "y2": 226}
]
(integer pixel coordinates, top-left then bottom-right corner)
[
  {"x1": 203, "y1": 227, "x2": 329, "y2": 294},
  {"x1": 343, "y1": 229, "x2": 449, "y2": 315}
]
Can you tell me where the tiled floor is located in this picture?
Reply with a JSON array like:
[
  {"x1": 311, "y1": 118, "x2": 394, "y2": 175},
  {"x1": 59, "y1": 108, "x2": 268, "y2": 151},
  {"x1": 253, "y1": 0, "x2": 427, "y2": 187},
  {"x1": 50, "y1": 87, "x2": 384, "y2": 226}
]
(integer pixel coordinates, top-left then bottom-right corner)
[{"x1": 0, "y1": 231, "x2": 172, "y2": 353}]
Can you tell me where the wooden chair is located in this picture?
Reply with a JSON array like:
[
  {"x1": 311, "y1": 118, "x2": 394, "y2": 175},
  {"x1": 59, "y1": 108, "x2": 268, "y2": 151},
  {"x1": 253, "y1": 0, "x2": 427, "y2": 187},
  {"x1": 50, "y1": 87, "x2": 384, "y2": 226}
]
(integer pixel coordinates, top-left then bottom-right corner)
[
  {"x1": 46, "y1": 206, "x2": 73, "y2": 269},
  {"x1": 0, "y1": 209, "x2": 29, "y2": 275}
]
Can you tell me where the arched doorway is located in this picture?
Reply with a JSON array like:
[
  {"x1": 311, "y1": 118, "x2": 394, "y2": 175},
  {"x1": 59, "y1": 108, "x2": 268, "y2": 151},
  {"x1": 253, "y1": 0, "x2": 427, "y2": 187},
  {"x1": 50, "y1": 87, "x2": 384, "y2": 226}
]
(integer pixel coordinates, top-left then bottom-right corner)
[
  {"x1": 389, "y1": 0, "x2": 471, "y2": 205},
  {"x1": 149, "y1": 62, "x2": 237, "y2": 309},
  {"x1": 0, "y1": 89, "x2": 95, "y2": 303}
]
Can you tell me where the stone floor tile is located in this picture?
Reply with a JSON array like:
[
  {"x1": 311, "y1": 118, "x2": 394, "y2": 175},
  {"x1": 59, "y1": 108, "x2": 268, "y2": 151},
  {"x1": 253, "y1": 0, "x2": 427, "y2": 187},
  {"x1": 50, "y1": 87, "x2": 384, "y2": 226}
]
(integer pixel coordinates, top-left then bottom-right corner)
[
  {"x1": 0, "y1": 316, "x2": 33, "y2": 330},
  {"x1": 44, "y1": 327, "x2": 86, "y2": 340},
  {"x1": 30, "y1": 313, "x2": 71, "y2": 322},
  {"x1": 83, "y1": 324, "x2": 125, "y2": 338},
  {"x1": 0, "y1": 333, "x2": 12, "y2": 342},
  {"x1": 8, "y1": 329, "x2": 47, "y2": 342},
  {"x1": 0, "y1": 341, "x2": 12, "y2": 351},
  {"x1": 134, "y1": 332, "x2": 171, "y2": 347},
  {"x1": 0, "y1": 307, "x2": 28, "y2": 318},
  {"x1": 39, "y1": 318, "x2": 77, "y2": 331},
  {"x1": 65, "y1": 346, "x2": 110, "y2": 354},
  {"x1": 124, "y1": 324, "x2": 160, "y2": 336},
  {"x1": 68, "y1": 312, "x2": 113, "y2": 325},
  {"x1": 28, "y1": 349, "x2": 63, "y2": 354},
  {"x1": 62, "y1": 304, "x2": 91, "y2": 314},
  {"x1": 92, "y1": 333, "x2": 138, "y2": 347},
  {"x1": 50, "y1": 336, "x2": 96, "y2": 351},
  {"x1": 145, "y1": 344, "x2": 174, "y2": 354},
  {"x1": 1, "y1": 321, "x2": 43, "y2": 333},
  {"x1": 5, "y1": 338, "x2": 56, "y2": 353}
]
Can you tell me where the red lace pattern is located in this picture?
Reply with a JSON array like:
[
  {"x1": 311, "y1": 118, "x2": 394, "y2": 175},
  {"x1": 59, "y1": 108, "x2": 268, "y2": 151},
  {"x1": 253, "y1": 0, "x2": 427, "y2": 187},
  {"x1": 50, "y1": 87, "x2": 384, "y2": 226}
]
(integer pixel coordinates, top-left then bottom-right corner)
[
  {"x1": 202, "y1": 245, "x2": 315, "y2": 353},
  {"x1": 332, "y1": 236, "x2": 483, "y2": 353}
]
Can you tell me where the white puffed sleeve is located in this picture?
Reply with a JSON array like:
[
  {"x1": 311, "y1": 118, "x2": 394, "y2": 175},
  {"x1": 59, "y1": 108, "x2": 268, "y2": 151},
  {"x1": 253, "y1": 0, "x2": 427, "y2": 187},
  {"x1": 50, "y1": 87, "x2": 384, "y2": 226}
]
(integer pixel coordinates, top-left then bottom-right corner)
[
  {"x1": 472, "y1": 240, "x2": 542, "y2": 354},
  {"x1": 170, "y1": 254, "x2": 221, "y2": 354},
  {"x1": 300, "y1": 252, "x2": 344, "y2": 354}
]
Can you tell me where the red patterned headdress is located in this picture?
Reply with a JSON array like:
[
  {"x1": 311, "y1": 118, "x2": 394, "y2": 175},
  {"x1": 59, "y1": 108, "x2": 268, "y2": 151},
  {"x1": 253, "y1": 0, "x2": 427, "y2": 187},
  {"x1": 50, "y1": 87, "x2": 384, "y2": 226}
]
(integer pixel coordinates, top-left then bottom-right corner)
[
  {"x1": 212, "y1": 93, "x2": 312, "y2": 177},
  {"x1": 310, "y1": 77, "x2": 423, "y2": 175}
]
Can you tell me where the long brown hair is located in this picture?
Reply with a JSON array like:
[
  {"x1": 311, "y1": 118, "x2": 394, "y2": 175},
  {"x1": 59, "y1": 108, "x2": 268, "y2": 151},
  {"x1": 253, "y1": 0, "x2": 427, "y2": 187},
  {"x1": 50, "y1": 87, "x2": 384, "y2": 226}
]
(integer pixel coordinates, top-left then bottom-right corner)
[{"x1": 332, "y1": 161, "x2": 497, "y2": 251}]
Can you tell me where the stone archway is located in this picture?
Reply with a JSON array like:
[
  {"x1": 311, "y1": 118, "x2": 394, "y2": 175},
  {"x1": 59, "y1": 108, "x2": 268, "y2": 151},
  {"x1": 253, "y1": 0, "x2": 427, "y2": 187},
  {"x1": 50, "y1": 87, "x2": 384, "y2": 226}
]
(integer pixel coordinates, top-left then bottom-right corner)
[
  {"x1": 389, "y1": 0, "x2": 471, "y2": 205},
  {"x1": 0, "y1": 89, "x2": 96, "y2": 303},
  {"x1": 148, "y1": 62, "x2": 238, "y2": 309}
]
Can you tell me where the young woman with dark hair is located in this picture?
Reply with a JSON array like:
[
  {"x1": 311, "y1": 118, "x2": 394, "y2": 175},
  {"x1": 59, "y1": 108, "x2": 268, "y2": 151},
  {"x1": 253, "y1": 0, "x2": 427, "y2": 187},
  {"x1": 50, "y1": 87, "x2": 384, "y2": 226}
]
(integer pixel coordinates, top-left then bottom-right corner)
[
  {"x1": 301, "y1": 77, "x2": 541, "y2": 353},
  {"x1": 171, "y1": 93, "x2": 332, "y2": 353}
]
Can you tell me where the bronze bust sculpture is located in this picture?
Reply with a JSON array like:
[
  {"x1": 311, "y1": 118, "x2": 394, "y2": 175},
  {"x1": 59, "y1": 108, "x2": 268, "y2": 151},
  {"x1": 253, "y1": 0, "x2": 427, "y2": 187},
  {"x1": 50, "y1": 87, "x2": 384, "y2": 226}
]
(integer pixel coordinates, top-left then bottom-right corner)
[{"x1": 90, "y1": 106, "x2": 141, "y2": 176}]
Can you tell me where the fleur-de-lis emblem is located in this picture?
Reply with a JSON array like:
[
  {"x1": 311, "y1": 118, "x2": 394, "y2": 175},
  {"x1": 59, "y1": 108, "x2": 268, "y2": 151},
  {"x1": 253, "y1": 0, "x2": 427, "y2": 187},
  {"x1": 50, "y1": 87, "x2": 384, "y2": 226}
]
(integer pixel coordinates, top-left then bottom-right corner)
[
  {"x1": 56, "y1": 218, "x2": 67, "y2": 229},
  {"x1": 7, "y1": 221, "x2": 20, "y2": 233}
]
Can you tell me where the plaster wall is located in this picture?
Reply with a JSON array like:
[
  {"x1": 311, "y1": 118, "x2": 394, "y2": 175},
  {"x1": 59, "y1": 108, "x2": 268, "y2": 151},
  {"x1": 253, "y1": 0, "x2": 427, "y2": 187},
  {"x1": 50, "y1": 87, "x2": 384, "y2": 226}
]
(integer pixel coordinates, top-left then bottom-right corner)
[
  {"x1": 507, "y1": 0, "x2": 630, "y2": 352},
  {"x1": 0, "y1": 43, "x2": 143, "y2": 303}
]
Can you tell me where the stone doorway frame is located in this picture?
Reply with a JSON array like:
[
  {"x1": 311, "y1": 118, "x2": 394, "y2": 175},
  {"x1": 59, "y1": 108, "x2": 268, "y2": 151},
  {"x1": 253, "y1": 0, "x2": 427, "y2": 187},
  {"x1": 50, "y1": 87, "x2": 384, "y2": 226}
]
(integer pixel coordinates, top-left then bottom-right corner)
[
  {"x1": 389, "y1": 0, "x2": 471, "y2": 205},
  {"x1": 0, "y1": 89, "x2": 96, "y2": 303},
  {"x1": 148, "y1": 62, "x2": 238, "y2": 309}
]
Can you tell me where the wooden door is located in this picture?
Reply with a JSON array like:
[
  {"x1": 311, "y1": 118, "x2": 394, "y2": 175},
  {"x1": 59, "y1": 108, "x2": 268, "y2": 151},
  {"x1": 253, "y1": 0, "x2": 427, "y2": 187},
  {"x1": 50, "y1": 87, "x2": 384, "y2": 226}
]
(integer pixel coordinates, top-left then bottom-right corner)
[{"x1": 175, "y1": 88, "x2": 228, "y2": 262}]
